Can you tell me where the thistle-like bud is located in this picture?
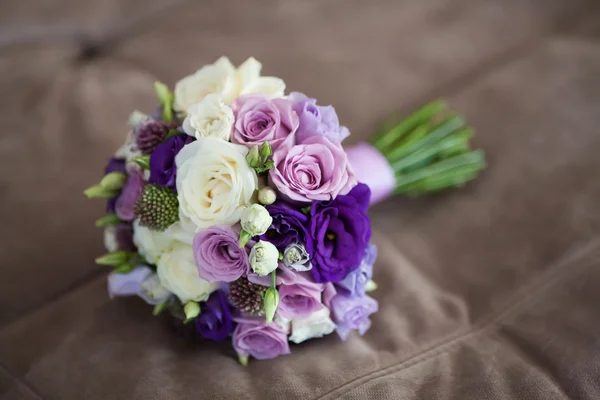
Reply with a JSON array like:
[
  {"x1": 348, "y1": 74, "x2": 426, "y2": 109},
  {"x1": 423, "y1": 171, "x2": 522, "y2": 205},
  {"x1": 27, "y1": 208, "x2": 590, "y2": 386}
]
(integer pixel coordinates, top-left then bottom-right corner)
[
  {"x1": 229, "y1": 277, "x2": 267, "y2": 315},
  {"x1": 134, "y1": 184, "x2": 179, "y2": 231},
  {"x1": 258, "y1": 187, "x2": 277, "y2": 205},
  {"x1": 136, "y1": 121, "x2": 171, "y2": 154}
]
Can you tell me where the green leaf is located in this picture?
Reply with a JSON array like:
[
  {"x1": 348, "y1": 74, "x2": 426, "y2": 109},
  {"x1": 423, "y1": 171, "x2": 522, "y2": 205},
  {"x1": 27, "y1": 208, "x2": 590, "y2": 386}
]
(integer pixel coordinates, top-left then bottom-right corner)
[
  {"x1": 259, "y1": 142, "x2": 272, "y2": 162},
  {"x1": 95, "y1": 251, "x2": 130, "y2": 266},
  {"x1": 246, "y1": 146, "x2": 260, "y2": 168},
  {"x1": 99, "y1": 172, "x2": 127, "y2": 191},
  {"x1": 113, "y1": 263, "x2": 134, "y2": 274},
  {"x1": 154, "y1": 81, "x2": 171, "y2": 105},
  {"x1": 95, "y1": 213, "x2": 121, "y2": 227},
  {"x1": 132, "y1": 155, "x2": 151, "y2": 170},
  {"x1": 83, "y1": 184, "x2": 119, "y2": 199},
  {"x1": 153, "y1": 300, "x2": 170, "y2": 316},
  {"x1": 164, "y1": 128, "x2": 183, "y2": 141},
  {"x1": 371, "y1": 100, "x2": 447, "y2": 151},
  {"x1": 154, "y1": 81, "x2": 174, "y2": 123}
]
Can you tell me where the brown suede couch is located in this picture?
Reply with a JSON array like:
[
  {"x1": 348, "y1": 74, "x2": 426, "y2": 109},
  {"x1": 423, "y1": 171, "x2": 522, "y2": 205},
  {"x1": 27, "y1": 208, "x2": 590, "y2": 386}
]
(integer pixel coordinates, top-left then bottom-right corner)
[{"x1": 1, "y1": 0, "x2": 600, "y2": 399}]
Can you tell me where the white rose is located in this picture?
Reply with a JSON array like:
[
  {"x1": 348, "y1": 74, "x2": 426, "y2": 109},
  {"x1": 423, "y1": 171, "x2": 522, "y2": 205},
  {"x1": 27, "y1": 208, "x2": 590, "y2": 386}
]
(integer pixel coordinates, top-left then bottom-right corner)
[
  {"x1": 241, "y1": 204, "x2": 273, "y2": 236},
  {"x1": 289, "y1": 308, "x2": 336, "y2": 344},
  {"x1": 174, "y1": 56, "x2": 237, "y2": 113},
  {"x1": 173, "y1": 56, "x2": 285, "y2": 113},
  {"x1": 175, "y1": 137, "x2": 258, "y2": 230},
  {"x1": 132, "y1": 220, "x2": 194, "y2": 264},
  {"x1": 236, "y1": 57, "x2": 286, "y2": 98},
  {"x1": 157, "y1": 241, "x2": 219, "y2": 303},
  {"x1": 182, "y1": 93, "x2": 234, "y2": 141},
  {"x1": 249, "y1": 240, "x2": 279, "y2": 276}
]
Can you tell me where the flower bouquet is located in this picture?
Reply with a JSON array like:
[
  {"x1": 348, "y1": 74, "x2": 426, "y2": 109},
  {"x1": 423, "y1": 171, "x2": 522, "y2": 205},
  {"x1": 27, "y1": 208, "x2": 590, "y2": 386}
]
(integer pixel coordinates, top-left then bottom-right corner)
[{"x1": 85, "y1": 57, "x2": 484, "y2": 364}]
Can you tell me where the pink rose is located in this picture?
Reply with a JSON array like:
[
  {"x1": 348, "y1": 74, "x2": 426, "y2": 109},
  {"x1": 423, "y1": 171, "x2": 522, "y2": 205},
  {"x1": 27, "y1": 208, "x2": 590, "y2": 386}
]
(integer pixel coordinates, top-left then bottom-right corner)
[
  {"x1": 231, "y1": 95, "x2": 299, "y2": 151},
  {"x1": 232, "y1": 317, "x2": 290, "y2": 360},
  {"x1": 277, "y1": 275, "x2": 325, "y2": 319},
  {"x1": 269, "y1": 134, "x2": 357, "y2": 204},
  {"x1": 193, "y1": 225, "x2": 250, "y2": 283}
]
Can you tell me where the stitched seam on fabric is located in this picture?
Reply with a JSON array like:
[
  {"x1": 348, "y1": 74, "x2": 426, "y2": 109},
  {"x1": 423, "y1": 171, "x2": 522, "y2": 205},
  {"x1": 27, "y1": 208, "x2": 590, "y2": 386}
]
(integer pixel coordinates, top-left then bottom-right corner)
[
  {"x1": 0, "y1": 362, "x2": 45, "y2": 400},
  {"x1": 315, "y1": 238, "x2": 600, "y2": 400}
]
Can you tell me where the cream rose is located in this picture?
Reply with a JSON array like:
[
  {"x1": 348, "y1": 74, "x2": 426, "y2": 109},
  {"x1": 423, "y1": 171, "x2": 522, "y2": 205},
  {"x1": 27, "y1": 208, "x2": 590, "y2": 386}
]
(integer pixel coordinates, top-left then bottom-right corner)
[
  {"x1": 182, "y1": 93, "x2": 234, "y2": 141},
  {"x1": 156, "y1": 241, "x2": 219, "y2": 303},
  {"x1": 173, "y1": 56, "x2": 285, "y2": 113},
  {"x1": 132, "y1": 220, "x2": 194, "y2": 264},
  {"x1": 175, "y1": 137, "x2": 258, "y2": 230},
  {"x1": 289, "y1": 307, "x2": 336, "y2": 344}
]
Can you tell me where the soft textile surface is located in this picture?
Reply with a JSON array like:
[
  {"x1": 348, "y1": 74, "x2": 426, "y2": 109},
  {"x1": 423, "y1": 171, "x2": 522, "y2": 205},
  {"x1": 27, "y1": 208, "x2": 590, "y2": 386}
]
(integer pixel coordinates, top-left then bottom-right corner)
[{"x1": 1, "y1": 1, "x2": 600, "y2": 399}]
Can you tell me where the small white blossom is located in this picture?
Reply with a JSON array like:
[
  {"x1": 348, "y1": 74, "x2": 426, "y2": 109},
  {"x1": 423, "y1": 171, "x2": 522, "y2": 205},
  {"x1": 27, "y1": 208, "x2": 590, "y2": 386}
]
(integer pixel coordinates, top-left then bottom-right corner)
[
  {"x1": 249, "y1": 240, "x2": 279, "y2": 276},
  {"x1": 241, "y1": 204, "x2": 273, "y2": 236},
  {"x1": 283, "y1": 243, "x2": 312, "y2": 272}
]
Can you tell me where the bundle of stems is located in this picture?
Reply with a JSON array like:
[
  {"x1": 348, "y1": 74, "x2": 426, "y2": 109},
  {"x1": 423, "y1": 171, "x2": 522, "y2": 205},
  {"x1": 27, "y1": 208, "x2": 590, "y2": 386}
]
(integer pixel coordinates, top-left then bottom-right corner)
[{"x1": 370, "y1": 100, "x2": 485, "y2": 196}]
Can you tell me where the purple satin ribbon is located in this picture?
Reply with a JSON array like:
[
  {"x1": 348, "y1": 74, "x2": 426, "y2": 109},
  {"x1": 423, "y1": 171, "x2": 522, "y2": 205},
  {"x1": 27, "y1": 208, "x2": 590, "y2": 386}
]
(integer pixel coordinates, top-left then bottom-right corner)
[{"x1": 345, "y1": 142, "x2": 395, "y2": 205}]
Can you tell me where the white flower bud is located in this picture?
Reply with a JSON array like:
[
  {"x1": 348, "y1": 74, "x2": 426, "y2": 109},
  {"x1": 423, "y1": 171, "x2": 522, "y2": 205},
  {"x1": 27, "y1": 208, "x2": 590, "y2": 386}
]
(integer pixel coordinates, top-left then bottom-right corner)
[
  {"x1": 258, "y1": 187, "x2": 277, "y2": 205},
  {"x1": 241, "y1": 204, "x2": 273, "y2": 236},
  {"x1": 249, "y1": 241, "x2": 279, "y2": 276},
  {"x1": 283, "y1": 243, "x2": 312, "y2": 272}
]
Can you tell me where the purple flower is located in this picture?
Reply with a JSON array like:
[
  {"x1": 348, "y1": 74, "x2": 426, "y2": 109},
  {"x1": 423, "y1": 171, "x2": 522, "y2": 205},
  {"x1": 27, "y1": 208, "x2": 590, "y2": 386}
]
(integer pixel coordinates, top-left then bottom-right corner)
[
  {"x1": 193, "y1": 225, "x2": 250, "y2": 283},
  {"x1": 104, "y1": 157, "x2": 126, "y2": 175},
  {"x1": 336, "y1": 244, "x2": 377, "y2": 297},
  {"x1": 289, "y1": 92, "x2": 350, "y2": 144},
  {"x1": 330, "y1": 293, "x2": 378, "y2": 341},
  {"x1": 261, "y1": 201, "x2": 311, "y2": 252},
  {"x1": 270, "y1": 134, "x2": 357, "y2": 204},
  {"x1": 231, "y1": 95, "x2": 299, "y2": 150},
  {"x1": 277, "y1": 272, "x2": 325, "y2": 319},
  {"x1": 232, "y1": 317, "x2": 290, "y2": 360},
  {"x1": 310, "y1": 183, "x2": 372, "y2": 283},
  {"x1": 195, "y1": 290, "x2": 234, "y2": 342},
  {"x1": 149, "y1": 134, "x2": 195, "y2": 190},
  {"x1": 107, "y1": 266, "x2": 170, "y2": 305},
  {"x1": 115, "y1": 165, "x2": 145, "y2": 221},
  {"x1": 104, "y1": 158, "x2": 126, "y2": 213}
]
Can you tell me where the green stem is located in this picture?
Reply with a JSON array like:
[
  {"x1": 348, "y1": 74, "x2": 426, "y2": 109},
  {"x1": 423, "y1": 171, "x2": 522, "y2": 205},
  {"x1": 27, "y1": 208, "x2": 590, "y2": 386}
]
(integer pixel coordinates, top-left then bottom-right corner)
[
  {"x1": 393, "y1": 150, "x2": 485, "y2": 194},
  {"x1": 371, "y1": 100, "x2": 446, "y2": 151},
  {"x1": 271, "y1": 270, "x2": 277, "y2": 288},
  {"x1": 389, "y1": 128, "x2": 473, "y2": 173},
  {"x1": 385, "y1": 115, "x2": 464, "y2": 162}
]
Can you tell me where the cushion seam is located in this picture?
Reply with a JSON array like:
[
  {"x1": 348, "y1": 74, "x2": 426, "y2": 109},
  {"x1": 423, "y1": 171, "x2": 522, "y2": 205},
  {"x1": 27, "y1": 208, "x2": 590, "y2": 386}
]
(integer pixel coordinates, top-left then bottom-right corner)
[{"x1": 314, "y1": 238, "x2": 600, "y2": 400}]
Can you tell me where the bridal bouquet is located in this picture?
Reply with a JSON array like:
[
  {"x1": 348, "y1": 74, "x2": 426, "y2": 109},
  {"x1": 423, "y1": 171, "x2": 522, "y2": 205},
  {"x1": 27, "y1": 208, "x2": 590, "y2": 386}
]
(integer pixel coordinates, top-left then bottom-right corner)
[{"x1": 85, "y1": 57, "x2": 484, "y2": 364}]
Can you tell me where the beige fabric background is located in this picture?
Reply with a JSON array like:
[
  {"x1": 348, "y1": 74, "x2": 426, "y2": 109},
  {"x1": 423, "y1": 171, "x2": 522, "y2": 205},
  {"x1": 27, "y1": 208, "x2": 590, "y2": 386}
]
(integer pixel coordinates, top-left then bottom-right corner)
[{"x1": 1, "y1": 0, "x2": 600, "y2": 398}]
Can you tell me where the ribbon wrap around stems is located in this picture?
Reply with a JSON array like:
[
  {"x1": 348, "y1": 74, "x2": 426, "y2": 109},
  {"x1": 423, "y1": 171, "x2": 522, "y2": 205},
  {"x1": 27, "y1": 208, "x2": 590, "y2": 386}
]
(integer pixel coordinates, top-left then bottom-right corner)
[{"x1": 345, "y1": 142, "x2": 395, "y2": 205}]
